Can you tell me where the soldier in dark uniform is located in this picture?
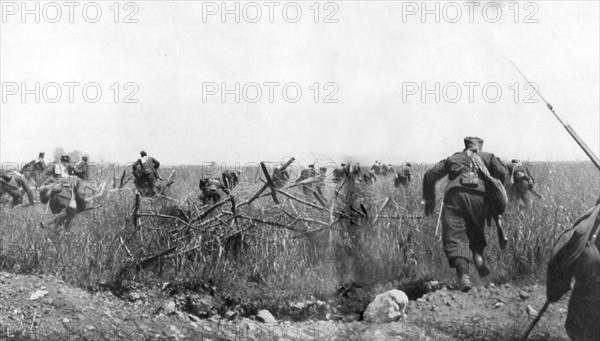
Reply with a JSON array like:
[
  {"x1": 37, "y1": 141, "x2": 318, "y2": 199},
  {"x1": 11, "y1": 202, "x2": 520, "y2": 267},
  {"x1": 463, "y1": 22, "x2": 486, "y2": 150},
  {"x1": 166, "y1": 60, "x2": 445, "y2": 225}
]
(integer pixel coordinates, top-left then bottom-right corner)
[
  {"x1": 363, "y1": 170, "x2": 377, "y2": 184},
  {"x1": 371, "y1": 161, "x2": 381, "y2": 176},
  {"x1": 296, "y1": 164, "x2": 317, "y2": 196},
  {"x1": 506, "y1": 159, "x2": 535, "y2": 209},
  {"x1": 547, "y1": 197, "x2": 600, "y2": 341},
  {"x1": 381, "y1": 163, "x2": 390, "y2": 177},
  {"x1": 395, "y1": 163, "x2": 412, "y2": 187},
  {"x1": 132, "y1": 151, "x2": 161, "y2": 196},
  {"x1": 423, "y1": 137, "x2": 506, "y2": 291},
  {"x1": 272, "y1": 163, "x2": 290, "y2": 189},
  {"x1": 73, "y1": 155, "x2": 89, "y2": 180},
  {"x1": 332, "y1": 163, "x2": 348, "y2": 183},
  {"x1": 222, "y1": 169, "x2": 241, "y2": 189},
  {"x1": 36, "y1": 152, "x2": 45, "y2": 167}
]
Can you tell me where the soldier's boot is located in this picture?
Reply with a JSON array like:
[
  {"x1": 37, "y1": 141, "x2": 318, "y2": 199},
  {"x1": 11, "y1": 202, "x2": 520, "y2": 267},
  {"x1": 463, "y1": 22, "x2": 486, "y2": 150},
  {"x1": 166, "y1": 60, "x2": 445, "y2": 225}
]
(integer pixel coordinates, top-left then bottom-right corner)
[
  {"x1": 454, "y1": 257, "x2": 472, "y2": 292},
  {"x1": 472, "y1": 251, "x2": 490, "y2": 277}
]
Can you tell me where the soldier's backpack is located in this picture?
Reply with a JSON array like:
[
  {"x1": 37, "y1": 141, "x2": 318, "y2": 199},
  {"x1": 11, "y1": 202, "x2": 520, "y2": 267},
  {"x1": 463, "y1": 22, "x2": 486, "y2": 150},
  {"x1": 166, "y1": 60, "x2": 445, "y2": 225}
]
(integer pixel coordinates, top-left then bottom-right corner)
[{"x1": 468, "y1": 151, "x2": 508, "y2": 215}]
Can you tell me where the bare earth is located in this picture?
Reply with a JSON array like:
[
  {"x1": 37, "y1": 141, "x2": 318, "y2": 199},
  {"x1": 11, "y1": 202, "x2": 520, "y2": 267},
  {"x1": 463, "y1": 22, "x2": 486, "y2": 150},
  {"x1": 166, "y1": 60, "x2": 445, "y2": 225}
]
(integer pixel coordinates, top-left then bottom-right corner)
[{"x1": 0, "y1": 271, "x2": 571, "y2": 341}]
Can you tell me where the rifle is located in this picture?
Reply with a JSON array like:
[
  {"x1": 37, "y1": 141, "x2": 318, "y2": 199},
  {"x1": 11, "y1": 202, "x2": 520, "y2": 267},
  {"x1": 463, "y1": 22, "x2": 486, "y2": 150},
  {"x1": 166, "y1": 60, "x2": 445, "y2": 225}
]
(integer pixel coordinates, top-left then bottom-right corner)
[
  {"x1": 519, "y1": 300, "x2": 550, "y2": 341},
  {"x1": 510, "y1": 60, "x2": 600, "y2": 171},
  {"x1": 510, "y1": 62, "x2": 600, "y2": 341}
]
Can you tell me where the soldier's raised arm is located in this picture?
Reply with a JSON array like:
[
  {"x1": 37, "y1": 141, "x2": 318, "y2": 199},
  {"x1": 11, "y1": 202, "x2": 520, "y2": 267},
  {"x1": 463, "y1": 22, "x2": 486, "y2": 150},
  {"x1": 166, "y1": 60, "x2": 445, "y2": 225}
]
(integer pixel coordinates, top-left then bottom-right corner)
[{"x1": 422, "y1": 159, "x2": 449, "y2": 215}]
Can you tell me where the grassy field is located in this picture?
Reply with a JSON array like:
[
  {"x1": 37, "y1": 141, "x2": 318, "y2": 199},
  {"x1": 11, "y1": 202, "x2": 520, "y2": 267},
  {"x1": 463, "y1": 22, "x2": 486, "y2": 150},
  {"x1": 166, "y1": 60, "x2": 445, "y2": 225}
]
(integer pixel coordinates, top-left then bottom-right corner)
[{"x1": 0, "y1": 161, "x2": 598, "y2": 312}]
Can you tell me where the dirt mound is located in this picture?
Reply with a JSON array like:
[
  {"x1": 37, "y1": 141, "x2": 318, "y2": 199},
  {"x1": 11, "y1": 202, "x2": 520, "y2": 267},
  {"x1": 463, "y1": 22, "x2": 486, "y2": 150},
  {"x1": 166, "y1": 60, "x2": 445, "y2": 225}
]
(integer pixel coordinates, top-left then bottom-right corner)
[{"x1": 0, "y1": 271, "x2": 570, "y2": 340}]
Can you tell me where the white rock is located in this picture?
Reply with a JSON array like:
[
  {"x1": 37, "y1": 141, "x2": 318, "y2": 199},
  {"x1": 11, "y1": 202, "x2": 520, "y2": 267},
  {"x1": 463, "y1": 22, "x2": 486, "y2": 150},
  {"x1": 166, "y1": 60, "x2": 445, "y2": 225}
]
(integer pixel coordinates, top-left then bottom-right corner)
[
  {"x1": 29, "y1": 290, "x2": 48, "y2": 301},
  {"x1": 526, "y1": 305, "x2": 539, "y2": 318},
  {"x1": 363, "y1": 289, "x2": 409, "y2": 323},
  {"x1": 256, "y1": 309, "x2": 277, "y2": 323},
  {"x1": 161, "y1": 300, "x2": 177, "y2": 315}
]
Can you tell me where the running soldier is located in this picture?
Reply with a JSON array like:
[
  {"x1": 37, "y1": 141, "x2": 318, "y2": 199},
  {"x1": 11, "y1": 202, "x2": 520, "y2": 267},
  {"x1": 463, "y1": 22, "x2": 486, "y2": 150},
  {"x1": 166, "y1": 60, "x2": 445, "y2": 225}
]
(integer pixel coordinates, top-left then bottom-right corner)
[
  {"x1": 0, "y1": 170, "x2": 36, "y2": 207},
  {"x1": 423, "y1": 137, "x2": 506, "y2": 291},
  {"x1": 132, "y1": 151, "x2": 161, "y2": 196},
  {"x1": 506, "y1": 159, "x2": 536, "y2": 209}
]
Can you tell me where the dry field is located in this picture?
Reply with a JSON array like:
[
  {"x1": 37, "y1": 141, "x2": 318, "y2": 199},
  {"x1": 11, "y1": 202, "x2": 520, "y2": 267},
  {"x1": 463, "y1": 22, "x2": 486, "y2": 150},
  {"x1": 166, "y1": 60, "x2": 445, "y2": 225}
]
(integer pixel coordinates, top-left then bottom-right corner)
[{"x1": 0, "y1": 160, "x2": 598, "y2": 340}]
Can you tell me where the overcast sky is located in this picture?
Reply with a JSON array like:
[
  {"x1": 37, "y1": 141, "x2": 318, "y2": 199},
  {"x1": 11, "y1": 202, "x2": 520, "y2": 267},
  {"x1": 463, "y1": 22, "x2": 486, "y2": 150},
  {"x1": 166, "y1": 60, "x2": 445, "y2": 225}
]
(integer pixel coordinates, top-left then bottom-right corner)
[{"x1": 1, "y1": 1, "x2": 598, "y2": 166}]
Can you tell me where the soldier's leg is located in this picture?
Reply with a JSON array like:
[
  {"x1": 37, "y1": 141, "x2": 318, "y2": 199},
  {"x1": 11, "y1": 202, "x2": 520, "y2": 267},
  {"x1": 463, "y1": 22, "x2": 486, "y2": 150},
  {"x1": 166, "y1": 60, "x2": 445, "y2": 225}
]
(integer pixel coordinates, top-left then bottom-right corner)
[
  {"x1": 441, "y1": 193, "x2": 473, "y2": 290},
  {"x1": 442, "y1": 194, "x2": 471, "y2": 263},
  {"x1": 462, "y1": 192, "x2": 489, "y2": 277},
  {"x1": 462, "y1": 193, "x2": 487, "y2": 253},
  {"x1": 523, "y1": 191, "x2": 533, "y2": 210},
  {"x1": 147, "y1": 177, "x2": 156, "y2": 195}
]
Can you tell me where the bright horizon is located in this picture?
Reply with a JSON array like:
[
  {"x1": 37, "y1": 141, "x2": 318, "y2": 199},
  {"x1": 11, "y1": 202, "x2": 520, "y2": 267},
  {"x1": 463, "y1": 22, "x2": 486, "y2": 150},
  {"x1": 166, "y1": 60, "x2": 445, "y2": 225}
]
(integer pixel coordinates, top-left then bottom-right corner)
[{"x1": 1, "y1": 1, "x2": 599, "y2": 167}]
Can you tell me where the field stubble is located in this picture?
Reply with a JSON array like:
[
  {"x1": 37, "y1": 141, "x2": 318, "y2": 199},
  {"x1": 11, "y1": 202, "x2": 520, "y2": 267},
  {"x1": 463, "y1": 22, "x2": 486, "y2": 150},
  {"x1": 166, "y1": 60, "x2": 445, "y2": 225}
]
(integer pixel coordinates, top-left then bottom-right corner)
[{"x1": 0, "y1": 161, "x2": 598, "y2": 319}]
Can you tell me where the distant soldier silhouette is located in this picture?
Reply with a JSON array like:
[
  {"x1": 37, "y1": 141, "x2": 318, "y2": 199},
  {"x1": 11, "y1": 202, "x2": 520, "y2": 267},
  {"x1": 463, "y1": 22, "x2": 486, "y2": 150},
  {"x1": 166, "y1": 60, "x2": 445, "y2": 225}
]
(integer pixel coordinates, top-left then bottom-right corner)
[
  {"x1": 332, "y1": 163, "x2": 349, "y2": 183},
  {"x1": 73, "y1": 155, "x2": 90, "y2": 180},
  {"x1": 36, "y1": 152, "x2": 45, "y2": 167},
  {"x1": 371, "y1": 161, "x2": 381, "y2": 176},
  {"x1": 132, "y1": 151, "x2": 161, "y2": 196},
  {"x1": 296, "y1": 164, "x2": 317, "y2": 196},
  {"x1": 363, "y1": 170, "x2": 377, "y2": 184},
  {"x1": 381, "y1": 163, "x2": 390, "y2": 176},
  {"x1": 54, "y1": 155, "x2": 74, "y2": 179},
  {"x1": 506, "y1": 159, "x2": 535, "y2": 209},
  {"x1": 546, "y1": 197, "x2": 600, "y2": 341},
  {"x1": 423, "y1": 137, "x2": 506, "y2": 291},
  {"x1": 272, "y1": 163, "x2": 290, "y2": 189},
  {"x1": 395, "y1": 163, "x2": 412, "y2": 187}
]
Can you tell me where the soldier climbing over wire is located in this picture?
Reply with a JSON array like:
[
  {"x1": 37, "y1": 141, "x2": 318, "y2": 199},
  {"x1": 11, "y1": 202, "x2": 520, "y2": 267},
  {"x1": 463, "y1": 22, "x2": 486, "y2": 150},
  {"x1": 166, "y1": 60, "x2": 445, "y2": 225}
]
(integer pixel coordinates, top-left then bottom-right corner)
[
  {"x1": 423, "y1": 137, "x2": 506, "y2": 292},
  {"x1": 199, "y1": 177, "x2": 230, "y2": 205}
]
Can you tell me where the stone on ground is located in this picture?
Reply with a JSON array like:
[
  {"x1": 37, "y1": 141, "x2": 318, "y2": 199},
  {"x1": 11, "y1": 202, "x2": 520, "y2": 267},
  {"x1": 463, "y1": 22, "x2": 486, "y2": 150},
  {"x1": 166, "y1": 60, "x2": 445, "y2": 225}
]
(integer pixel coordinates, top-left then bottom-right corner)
[{"x1": 363, "y1": 289, "x2": 409, "y2": 323}]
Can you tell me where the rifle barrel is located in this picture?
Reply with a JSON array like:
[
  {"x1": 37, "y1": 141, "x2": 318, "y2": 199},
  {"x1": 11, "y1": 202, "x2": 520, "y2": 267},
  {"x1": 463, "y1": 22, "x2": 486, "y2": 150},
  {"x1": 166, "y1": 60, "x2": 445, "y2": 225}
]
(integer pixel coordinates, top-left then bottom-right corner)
[{"x1": 510, "y1": 60, "x2": 600, "y2": 171}]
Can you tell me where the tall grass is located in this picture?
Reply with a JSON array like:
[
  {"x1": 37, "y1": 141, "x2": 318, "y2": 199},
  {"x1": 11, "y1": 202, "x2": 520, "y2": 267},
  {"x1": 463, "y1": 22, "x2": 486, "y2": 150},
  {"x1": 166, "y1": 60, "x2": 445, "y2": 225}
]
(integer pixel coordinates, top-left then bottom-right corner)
[{"x1": 0, "y1": 161, "x2": 597, "y2": 304}]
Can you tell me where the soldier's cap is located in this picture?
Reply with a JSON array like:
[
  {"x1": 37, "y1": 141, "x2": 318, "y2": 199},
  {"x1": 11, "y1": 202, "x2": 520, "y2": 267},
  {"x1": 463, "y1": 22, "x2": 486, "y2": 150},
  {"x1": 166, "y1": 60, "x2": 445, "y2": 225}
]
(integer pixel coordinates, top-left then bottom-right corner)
[
  {"x1": 511, "y1": 159, "x2": 520, "y2": 163},
  {"x1": 341, "y1": 163, "x2": 346, "y2": 166},
  {"x1": 308, "y1": 164, "x2": 314, "y2": 168},
  {"x1": 60, "y1": 155, "x2": 70, "y2": 162},
  {"x1": 39, "y1": 152, "x2": 45, "y2": 157},
  {"x1": 463, "y1": 136, "x2": 484, "y2": 151},
  {"x1": 140, "y1": 150, "x2": 147, "y2": 157},
  {"x1": 82, "y1": 155, "x2": 89, "y2": 161}
]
